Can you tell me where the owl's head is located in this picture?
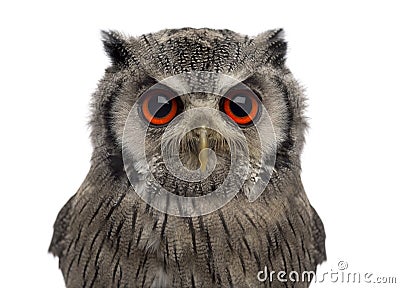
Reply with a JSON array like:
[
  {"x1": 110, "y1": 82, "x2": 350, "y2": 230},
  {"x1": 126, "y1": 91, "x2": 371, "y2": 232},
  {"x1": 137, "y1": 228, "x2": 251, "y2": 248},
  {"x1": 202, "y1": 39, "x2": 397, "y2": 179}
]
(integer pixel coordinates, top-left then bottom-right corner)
[{"x1": 90, "y1": 28, "x2": 307, "y2": 215}]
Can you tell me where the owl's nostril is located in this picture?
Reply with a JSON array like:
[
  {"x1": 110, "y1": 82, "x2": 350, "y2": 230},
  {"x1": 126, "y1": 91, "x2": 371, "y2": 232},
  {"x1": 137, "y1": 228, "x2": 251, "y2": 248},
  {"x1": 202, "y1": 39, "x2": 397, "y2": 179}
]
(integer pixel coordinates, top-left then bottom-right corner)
[
  {"x1": 178, "y1": 127, "x2": 226, "y2": 171},
  {"x1": 180, "y1": 128, "x2": 212, "y2": 155},
  {"x1": 191, "y1": 127, "x2": 219, "y2": 140}
]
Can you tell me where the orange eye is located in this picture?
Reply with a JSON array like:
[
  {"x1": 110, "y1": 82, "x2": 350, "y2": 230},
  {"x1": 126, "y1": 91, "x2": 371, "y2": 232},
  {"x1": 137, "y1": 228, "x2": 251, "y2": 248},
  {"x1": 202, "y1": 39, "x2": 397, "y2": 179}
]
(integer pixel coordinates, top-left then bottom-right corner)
[
  {"x1": 221, "y1": 89, "x2": 260, "y2": 126},
  {"x1": 140, "y1": 88, "x2": 179, "y2": 126}
]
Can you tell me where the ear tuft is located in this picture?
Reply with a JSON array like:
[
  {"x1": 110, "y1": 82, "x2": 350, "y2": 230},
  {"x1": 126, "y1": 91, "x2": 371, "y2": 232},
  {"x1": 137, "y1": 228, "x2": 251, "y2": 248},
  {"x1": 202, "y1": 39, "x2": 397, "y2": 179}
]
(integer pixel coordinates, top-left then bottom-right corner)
[
  {"x1": 254, "y1": 28, "x2": 287, "y2": 67},
  {"x1": 101, "y1": 30, "x2": 132, "y2": 67}
]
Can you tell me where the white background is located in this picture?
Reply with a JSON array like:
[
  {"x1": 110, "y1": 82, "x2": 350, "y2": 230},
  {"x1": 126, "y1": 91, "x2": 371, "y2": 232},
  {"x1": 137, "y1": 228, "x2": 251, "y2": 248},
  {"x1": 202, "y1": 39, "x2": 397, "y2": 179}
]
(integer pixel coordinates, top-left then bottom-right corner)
[{"x1": 0, "y1": 0, "x2": 399, "y2": 287}]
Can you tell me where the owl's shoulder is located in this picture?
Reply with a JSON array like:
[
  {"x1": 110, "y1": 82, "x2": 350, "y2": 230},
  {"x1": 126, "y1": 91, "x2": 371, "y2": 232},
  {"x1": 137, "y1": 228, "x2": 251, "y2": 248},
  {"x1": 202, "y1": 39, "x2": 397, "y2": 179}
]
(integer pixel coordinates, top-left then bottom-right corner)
[
  {"x1": 310, "y1": 205, "x2": 327, "y2": 265},
  {"x1": 48, "y1": 194, "x2": 75, "y2": 258}
]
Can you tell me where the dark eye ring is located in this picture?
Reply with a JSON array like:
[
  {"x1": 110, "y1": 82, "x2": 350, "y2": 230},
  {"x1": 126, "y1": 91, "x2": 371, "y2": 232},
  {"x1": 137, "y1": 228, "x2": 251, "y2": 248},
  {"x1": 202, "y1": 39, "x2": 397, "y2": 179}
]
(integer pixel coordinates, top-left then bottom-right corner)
[
  {"x1": 220, "y1": 88, "x2": 261, "y2": 126},
  {"x1": 140, "y1": 88, "x2": 181, "y2": 126}
]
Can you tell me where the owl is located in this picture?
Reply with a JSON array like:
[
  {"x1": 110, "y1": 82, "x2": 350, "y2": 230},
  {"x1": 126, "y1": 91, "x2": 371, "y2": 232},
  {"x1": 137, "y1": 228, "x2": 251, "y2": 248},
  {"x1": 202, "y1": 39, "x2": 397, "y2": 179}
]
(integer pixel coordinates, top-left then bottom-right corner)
[{"x1": 49, "y1": 28, "x2": 326, "y2": 287}]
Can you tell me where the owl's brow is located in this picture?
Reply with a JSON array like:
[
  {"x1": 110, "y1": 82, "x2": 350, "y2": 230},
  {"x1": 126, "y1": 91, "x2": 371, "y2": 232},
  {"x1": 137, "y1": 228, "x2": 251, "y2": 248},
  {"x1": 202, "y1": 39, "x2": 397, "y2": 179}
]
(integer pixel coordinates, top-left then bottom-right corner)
[{"x1": 240, "y1": 75, "x2": 266, "y2": 100}]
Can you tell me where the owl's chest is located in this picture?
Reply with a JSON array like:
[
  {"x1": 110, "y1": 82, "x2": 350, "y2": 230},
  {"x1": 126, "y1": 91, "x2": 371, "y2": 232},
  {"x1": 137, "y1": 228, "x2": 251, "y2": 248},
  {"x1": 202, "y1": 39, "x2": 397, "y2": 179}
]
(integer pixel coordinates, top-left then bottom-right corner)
[
  {"x1": 64, "y1": 192, "x2": 314, "y2": 287},
  {"x1": 120, "y1": 198, "x2": 313, "y2": 287}
]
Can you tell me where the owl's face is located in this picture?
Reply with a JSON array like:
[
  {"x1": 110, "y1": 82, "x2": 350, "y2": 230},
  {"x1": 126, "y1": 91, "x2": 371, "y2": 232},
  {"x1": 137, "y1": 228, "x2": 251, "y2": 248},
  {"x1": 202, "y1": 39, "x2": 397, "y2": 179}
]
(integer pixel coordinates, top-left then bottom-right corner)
[{"x1": 91, "y1": 28, "x2": 306, "y2": 214}]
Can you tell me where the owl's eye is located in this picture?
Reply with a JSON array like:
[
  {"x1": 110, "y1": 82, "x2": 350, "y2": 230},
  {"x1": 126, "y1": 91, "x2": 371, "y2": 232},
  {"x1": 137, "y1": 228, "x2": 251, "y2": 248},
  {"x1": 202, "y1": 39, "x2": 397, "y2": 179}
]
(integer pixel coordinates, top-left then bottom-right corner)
[
  {"x1": 140, "y1": 88, "x2": 180, "y2": 126},
  {"x1": 220, "y1": 89, "x2": 260, "y2": 126}
]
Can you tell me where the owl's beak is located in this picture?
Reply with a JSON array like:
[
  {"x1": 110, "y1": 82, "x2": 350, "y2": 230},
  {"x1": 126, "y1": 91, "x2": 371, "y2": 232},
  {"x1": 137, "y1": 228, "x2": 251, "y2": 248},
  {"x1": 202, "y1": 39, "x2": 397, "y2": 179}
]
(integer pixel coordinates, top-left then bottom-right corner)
[{"x1": 199, "y1": 127, "x2": 208, "y2": 173}]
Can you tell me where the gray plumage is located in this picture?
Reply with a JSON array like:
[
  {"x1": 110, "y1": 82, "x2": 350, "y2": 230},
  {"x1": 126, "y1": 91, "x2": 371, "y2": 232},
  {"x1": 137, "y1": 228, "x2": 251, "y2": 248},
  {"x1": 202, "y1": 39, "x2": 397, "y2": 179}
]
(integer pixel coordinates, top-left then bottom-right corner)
[{"x1": 50, "y1": 28, "x2": 326, "y2": 287}]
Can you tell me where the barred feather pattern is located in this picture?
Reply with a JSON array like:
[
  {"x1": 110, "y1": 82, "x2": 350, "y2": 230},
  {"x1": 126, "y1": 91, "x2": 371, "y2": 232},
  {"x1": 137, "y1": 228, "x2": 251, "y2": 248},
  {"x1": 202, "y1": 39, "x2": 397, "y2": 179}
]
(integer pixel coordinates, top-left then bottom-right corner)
[
  {"x1": 49, "y1": 28, "x2": 326, "y2": 288},
  {"x1": 51, "y1": 160, "x2": 325, "y2": 288}
]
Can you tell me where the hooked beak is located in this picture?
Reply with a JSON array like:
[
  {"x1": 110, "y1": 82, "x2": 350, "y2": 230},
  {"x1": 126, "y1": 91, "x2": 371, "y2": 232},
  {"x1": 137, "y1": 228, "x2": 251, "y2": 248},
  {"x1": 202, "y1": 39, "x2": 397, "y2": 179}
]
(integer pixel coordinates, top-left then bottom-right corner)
[{"x1": 198, "y1": 127, "x2": 208, "y2": 173}]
